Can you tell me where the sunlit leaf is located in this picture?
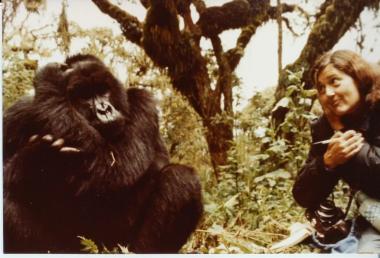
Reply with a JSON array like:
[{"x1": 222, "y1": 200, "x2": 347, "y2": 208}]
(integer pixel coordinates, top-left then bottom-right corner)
[
  {"x1": 78, "y1": 236, "x2": 99, "y2": 254},
  {"x1": 224, "y1": 193, "x2": 240, "y2": 210},
  {"x1": 254, "y1": 169, "x2": 291, "y2": 183}
]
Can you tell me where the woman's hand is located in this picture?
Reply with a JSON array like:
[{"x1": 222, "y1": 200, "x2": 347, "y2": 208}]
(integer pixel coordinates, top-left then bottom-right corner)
[{"x1": 323, "y1": 130, "x2": 364, "y2": 169}]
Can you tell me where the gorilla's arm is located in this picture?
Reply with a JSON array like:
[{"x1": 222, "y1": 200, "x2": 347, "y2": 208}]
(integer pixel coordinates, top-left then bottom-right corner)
[
  {"x1": 126, "y1": 87, "x2": 170, "y2": 173},
  {"x1": 3, "y1": 96, "x2": 36, "y2": 162},
  {"x1": 4, "y1": 97, "x2": 81, "y2": 201},
  {"x1": 3, "y1": 99, "x2": 62, "y2": 252}
]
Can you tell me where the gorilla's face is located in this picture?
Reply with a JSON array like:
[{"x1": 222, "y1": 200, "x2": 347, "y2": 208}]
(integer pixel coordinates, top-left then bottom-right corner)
[{"x1": 64, "y1": 59, "x2": 127, "y2": 140}]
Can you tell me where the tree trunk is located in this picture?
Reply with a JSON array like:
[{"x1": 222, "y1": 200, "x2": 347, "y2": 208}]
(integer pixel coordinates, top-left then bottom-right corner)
[
  {"x1": 277, "y1": 0, "x2": 283, "y2": 81},
  {"x1": 135, "y1": 0, "x2": 241, "y2": 176},
  {"x1": 204, "y1": 119, "x2": 234, "y2": 180}
]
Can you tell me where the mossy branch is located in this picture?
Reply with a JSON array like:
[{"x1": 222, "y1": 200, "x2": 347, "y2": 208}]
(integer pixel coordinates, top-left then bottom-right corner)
[{"x1": 91, "y1": 0, "x2": 143, "y2": 46}]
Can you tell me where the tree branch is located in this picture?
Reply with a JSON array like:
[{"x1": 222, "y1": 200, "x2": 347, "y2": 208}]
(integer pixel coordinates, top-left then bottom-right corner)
[
  {"x1": 206, "y1": 2, "x2": 305, "y2": 71},
  {"x1": 140, "y1": 0, "x2": 149, "y2": 9},
  {"x1": 282, "y1": 17, "x2": 300, "y2": 37},
  {"x1": 210, "y1": 36, "x2": 225, "y2": 96},
  {"x1": 196, "y1": 1, "x2": 307, "y2": 39},
  {"x1": 202, "y1": 0, "x2": 271, "y2": 70},
  {"x1": 211, "y1": 36, "x2": 233, "y2": 113},
  {"x1": 277, "y1": 0, "x2": 283, "y2": 78},
  {"x1": 297, "y1": 0, "x2": 379, "y2": 87},
  {"x1": 91, "y1": 0, "x2": 143, "y2": 46},
  {"x1": 267, "y1": 3, "x2": 306, "y2": 17},
  {"x1": 192, "y1": 0, "x2": 207, "y2": 14},
  {"x1": 197, "y1": 0, "x2": 254, "y2": 37},
  {"x1": 224, "y1": 22, "x2": 259, "y2": 72}
]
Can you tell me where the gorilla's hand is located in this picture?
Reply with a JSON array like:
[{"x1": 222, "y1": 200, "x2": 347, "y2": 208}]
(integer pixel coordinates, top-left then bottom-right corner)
[
  {"x1": 20, "y1": 134, "x2": 82, "y2": 169},
  {"x1": 4, "y1": 135, "x2": 84, "y2": 191},
  {"x1": 28, "y1": 134, "x2": 81, "y2": 154}
]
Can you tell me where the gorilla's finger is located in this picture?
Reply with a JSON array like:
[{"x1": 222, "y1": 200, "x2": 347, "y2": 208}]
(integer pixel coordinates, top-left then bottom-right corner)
[
  {"x1": 42, "y1": 134, "x2": 54, "y2": 142},
  {"x1": 51, "y1": 138, "x2": 65, "y2": 148},
  {"x1": 60, "y1": 147, "x2": 81, "y2": 153},
  {"x1": 28, "y1": 135, "x2": 39, "y2": 143}
]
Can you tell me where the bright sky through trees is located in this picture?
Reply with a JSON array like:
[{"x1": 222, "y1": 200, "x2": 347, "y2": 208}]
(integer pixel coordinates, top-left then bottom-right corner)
[{"x1": 7, "y1": 0, "x2": 380, "y2": 108}]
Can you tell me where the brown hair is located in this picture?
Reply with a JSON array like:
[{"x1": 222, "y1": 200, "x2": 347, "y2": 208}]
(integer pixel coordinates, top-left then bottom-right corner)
[{"x1": 311, "y1": 50, "x2": 380, "y2": 106}]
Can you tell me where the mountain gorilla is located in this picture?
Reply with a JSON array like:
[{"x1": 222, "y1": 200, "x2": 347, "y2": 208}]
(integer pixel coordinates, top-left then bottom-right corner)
[{"x1": 3, "y1": 54, "x2": 203, "y2": 253}]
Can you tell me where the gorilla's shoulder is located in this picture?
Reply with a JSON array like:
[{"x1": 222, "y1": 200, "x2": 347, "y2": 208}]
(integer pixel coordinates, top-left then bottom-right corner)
[
  {"x1": 4, "y1": 96, "x2": 34, "y2": 120},
  {"x1": 126, "y1": 87, "x2": 154, "y2": 100},
  {"x1": 126, "y1": 87, "x2": 158, "y2": 114}
]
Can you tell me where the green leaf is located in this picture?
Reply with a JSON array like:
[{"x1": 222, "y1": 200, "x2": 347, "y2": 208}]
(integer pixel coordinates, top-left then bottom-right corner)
[
  {"x1": 222, "y1": 235, "x2": 267, "y2": 253},
  {"x1": 208, "y1": 224, "x2": 225, "y2": 235},
  {"x1": 205, "y1": 202, "x2": 219, "y2": 213},
  {"x1": 78, "y1": 236, "x2": 99, "y2": 254},
  {"x1": 285, "y1": 85, "x2": 299, "y2": 96},
  {"x1": 272, "y1": 97, "x2": 290, "y2": 112},
  {"x1": 224, "y1": 193, "x2": 240, "y2": 210},
  {"x1": 117, "y1": 244, "x2": 131, "y2": 254},
  {"x1": 254, "y1": 169, "x2": 291, "y2": 183},
  {"x1": 303, "y1": 89, "x2": 317, "y2": 97}
]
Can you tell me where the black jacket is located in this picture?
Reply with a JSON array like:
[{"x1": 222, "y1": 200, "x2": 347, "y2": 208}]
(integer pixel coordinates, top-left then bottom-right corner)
[{"x1": 292, "y1": 102, "x2": 380, "y2": 209}]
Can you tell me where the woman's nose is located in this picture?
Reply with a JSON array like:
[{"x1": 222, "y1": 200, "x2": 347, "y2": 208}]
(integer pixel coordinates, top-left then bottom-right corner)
[{"x1": 325, "y1": 85, "x2": 335, "y2": 96}]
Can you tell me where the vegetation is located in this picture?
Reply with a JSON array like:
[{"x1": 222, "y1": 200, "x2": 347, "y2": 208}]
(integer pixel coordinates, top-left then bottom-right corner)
[{"x1": 2, "y1": 0, "x2": 379, "y2": 254}]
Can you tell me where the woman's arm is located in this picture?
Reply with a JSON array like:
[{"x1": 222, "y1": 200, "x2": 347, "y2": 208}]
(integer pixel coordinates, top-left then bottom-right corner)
[
  {"x1": 343, "y1": 127, "x2": 380, "y2": 199},
  {"x1": 292, "y1": 145, "x2": 341, "y2": 209}
]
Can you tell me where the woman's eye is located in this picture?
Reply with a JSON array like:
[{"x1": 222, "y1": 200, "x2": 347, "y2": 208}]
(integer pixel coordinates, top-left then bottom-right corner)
[{"x1": 330, "y1": 78, "x2": 339, "y2": 86}]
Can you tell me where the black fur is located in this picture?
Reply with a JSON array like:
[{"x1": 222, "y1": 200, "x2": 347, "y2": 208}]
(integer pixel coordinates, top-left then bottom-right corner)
[{"x1": 3, "y1": 54, "x2": 203, "y2": 253}]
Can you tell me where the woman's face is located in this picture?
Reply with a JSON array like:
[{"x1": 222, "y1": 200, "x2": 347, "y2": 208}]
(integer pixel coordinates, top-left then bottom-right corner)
[{"x1": 317, "y1": 64, "x2": 361, "y2": 117}]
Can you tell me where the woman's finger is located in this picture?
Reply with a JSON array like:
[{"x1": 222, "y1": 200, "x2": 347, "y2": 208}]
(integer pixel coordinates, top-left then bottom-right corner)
[
  {"x1": 340, "y1": 130, "x2": 359, "y2": 141},
  {"x1": 345, "y1": 142, "x2": 364, "y2": 159},
  {"x1": 331, "y1": 131, "x2": 343, "y2": 139},
  {"x1": 344, "y1": 134, "x2": 363, "y2": 147}
]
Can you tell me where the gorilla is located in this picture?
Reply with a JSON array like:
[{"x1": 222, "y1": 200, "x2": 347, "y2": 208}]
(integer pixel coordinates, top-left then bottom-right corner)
[{"x1": 3, "y1": 54, "x2": 203, "y2": 253}]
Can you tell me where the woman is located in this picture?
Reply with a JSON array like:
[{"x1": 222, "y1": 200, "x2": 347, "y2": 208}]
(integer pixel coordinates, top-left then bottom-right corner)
[{"x1": 292, "y1": 50, "x2": 380, "y2": 253}]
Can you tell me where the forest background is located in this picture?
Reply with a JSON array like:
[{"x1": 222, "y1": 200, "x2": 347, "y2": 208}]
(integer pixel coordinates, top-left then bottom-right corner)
[{"x1": 2, "y1": 0, "x2": 380, "y2": 253}]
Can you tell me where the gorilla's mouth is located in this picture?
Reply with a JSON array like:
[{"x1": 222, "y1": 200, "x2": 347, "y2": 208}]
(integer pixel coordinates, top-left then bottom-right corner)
[
  {"x1": 93, "y1": 115, "x2": 126, "y2": 141},
  {"x1": 95, "y1": 106, "x2": 121, "y2": 124},
  {"x1": 92, "y1": 94, "x2": 122, "y2": 123}
]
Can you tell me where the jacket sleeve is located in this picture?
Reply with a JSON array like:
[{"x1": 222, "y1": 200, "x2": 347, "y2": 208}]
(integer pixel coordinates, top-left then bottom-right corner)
[
  {"x1": 344, "y1": 120, "x2": 380, "y2": 199},
  {"x1": 292, "y1": 145, "x2": 340, "y2": 209}
]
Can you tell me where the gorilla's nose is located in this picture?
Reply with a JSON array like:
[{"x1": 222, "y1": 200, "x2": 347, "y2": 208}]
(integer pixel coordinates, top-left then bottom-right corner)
[
  {"x1": 97, "y1": 103, "x2": 113, "y2": 115},
  {"x1": 96, "y1": 101, "x2": 112, "y2": 115}
]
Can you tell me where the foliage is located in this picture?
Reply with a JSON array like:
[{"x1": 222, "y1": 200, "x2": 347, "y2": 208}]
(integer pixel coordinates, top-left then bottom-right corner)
[
  {"x1": 3, "y1": 54, "x2": 36, "y2": 110},
  {"x1": 78, "y1": 236, "x2": 131, "y2": 254},
  {"x1": 182, "y1": 70, "x2": 320, "y2": 254},
  {"x1": 57, "y1": 0, "x2": 70, "y2": 54}
]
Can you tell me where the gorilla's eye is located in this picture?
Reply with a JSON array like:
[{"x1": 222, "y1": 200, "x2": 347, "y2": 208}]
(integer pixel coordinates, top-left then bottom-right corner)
[
  {"x1": 95, "y1": 85, "x2": 108, "y2": 96},
  {"x1": 60, "y1": 63, "x2": 69, "y2": 71},
  {"x1": 69, "y1": 84, "x2": 94, "y2": 100},
  {"x1": 80, "y1": 91, "x2": 94, "y2": 100}
]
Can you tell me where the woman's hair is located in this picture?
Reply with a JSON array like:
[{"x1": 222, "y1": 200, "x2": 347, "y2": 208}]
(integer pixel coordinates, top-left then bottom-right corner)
[{"x1": 311, "y1": 50, "x2": 380, "y2": 106}]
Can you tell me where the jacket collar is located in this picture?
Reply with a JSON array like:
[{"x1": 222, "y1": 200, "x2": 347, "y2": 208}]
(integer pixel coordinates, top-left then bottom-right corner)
[{"x1": 311, "y1": 111, "x2": 370, "y2": 141}]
